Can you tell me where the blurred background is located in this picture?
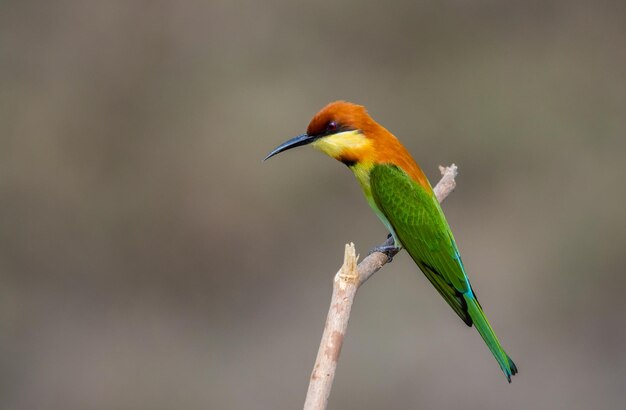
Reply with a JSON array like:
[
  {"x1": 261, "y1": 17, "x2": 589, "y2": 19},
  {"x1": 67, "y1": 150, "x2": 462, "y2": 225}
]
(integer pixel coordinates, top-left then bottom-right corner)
[{"x1": 1, "y1": 1, "x2": 625, "y2": 409}]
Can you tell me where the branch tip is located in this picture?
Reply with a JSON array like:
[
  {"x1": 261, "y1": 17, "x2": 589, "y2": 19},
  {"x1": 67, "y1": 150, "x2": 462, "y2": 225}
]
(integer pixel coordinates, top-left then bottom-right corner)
[
  {"x1": 339, "y1": 243, "x2": 358, "y2": 283},
  {"x1": 439, "y1": 163, "x2": 458, "y2": 177}
]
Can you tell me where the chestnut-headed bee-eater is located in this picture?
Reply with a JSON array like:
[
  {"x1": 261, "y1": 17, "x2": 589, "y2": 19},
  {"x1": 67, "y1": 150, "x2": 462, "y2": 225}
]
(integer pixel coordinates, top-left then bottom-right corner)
[{"x1": 264, "y1": 101, "x2": 517, "y2": 382}]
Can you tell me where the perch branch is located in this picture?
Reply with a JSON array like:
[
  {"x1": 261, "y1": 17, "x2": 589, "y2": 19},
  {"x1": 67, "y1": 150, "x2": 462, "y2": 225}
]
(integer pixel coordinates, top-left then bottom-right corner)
[{"x1": 303, "y1": 164, "x2": 458, "y2": 410}]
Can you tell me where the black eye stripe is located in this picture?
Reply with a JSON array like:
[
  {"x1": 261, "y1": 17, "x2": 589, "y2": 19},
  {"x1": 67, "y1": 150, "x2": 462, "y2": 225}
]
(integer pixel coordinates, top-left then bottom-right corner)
[{"x1": 311, "y1": 121, "x2": 354, "y2": 138}]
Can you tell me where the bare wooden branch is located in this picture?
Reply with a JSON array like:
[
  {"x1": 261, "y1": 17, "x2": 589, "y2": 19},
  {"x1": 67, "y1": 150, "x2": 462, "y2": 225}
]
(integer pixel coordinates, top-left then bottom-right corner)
[
  {"x1": 434, "y1": 164, "x2": 458, "y2": 203},
  {"x1": 303, "y1": 164, "x2": 459, "y2": 410}
]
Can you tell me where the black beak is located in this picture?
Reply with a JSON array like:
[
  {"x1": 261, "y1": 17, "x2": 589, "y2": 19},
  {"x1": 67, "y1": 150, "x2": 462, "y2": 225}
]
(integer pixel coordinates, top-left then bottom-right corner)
[{"x1": 263, "y1": 133, "x2": 316, "y2": 161}]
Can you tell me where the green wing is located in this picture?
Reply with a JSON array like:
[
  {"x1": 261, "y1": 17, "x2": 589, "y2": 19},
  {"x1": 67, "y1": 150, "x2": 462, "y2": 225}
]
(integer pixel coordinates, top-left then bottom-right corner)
[{"x1": 370, "y1": 163, "x2": 473, "y2": 326}]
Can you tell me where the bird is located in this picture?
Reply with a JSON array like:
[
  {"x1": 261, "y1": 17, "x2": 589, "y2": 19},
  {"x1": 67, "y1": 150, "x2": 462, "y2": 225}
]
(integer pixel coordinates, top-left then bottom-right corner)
[{"x1": 264, "y1": 101, "x2": 517, "y2": 382}]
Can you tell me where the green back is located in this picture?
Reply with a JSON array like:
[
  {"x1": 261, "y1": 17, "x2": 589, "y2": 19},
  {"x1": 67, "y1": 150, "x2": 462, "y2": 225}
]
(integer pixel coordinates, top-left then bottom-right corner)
[{"x1": 370, "y1": 164, "x2": 473, "y2": 325}]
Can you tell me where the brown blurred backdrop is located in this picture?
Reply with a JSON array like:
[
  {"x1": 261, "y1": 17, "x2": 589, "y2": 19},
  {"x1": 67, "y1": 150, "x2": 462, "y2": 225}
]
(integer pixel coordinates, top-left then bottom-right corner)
[{"x1": 1, "y1": 1, "x2": 625, "y2": 409}]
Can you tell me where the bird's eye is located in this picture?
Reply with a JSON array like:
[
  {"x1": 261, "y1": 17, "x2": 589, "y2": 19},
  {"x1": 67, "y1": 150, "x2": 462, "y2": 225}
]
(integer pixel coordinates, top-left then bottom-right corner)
[{"x1": 327, "y1": 121, "x2": 338, "y2": 132}]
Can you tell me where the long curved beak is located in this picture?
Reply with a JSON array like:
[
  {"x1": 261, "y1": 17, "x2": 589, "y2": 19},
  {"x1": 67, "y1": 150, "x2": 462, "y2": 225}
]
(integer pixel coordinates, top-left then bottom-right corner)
[{"x1": 263, "y1": 133, "x2": 315, "y2": 161}]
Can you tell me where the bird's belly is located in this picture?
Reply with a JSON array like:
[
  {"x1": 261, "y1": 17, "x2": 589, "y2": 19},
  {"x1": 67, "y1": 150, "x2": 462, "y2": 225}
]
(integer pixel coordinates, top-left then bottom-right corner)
[
  {"x1": 351, "y1": 162, "x2": 404, "y2": 248},
  {"x1": 365, "y1": 195, "x2": 403, "y2": 248}
]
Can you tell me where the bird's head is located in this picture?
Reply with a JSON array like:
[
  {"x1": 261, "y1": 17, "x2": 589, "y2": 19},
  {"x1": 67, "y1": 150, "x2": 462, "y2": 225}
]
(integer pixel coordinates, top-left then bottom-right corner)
[{"x1": 264, "y1": 101, "x2": 376, "y2": 165}]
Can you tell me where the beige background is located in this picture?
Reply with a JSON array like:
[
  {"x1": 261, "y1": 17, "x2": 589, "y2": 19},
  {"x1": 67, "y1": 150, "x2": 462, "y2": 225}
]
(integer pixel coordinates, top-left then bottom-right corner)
[{"x1": 1, "y1": 1, "x2": 625, "y2": 409}]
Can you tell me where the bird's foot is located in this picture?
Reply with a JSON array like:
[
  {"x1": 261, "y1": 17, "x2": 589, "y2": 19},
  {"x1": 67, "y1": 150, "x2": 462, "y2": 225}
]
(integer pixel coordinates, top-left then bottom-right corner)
[{"x1": 368, "y1": 244, "x2": 401, "y2": 263}]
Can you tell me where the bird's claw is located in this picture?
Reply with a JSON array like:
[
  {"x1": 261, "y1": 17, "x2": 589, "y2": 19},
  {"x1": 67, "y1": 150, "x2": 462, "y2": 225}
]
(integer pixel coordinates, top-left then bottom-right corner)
[{"x1": 368, "y1": 244, "x2": 401, "y2": 263}]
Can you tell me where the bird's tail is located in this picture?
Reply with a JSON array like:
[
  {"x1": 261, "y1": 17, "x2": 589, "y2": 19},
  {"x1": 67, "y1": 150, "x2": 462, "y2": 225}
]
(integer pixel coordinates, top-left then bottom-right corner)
[{"x1": 465, "y1": 293, "x2": 518, "y2": 382}]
